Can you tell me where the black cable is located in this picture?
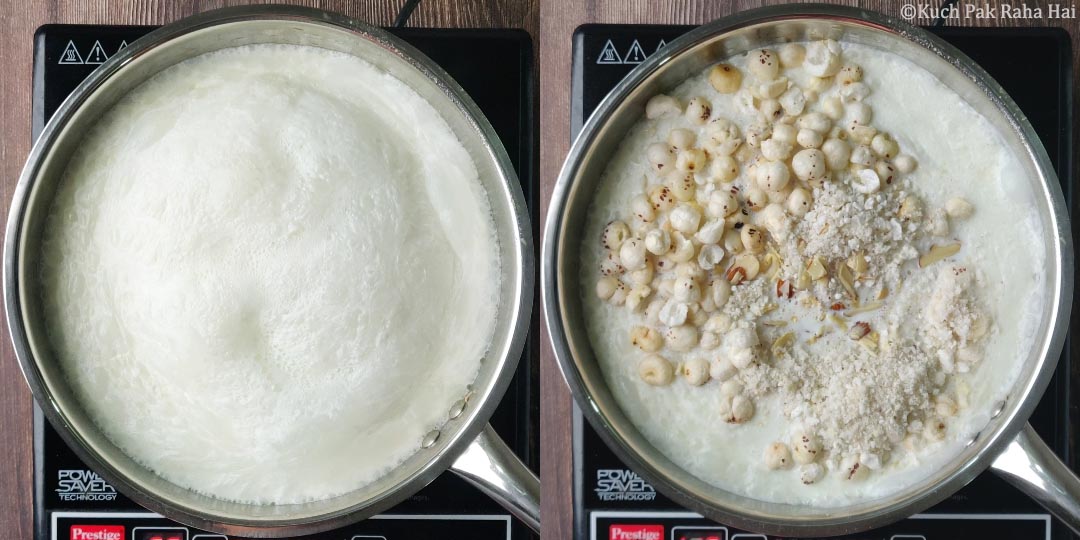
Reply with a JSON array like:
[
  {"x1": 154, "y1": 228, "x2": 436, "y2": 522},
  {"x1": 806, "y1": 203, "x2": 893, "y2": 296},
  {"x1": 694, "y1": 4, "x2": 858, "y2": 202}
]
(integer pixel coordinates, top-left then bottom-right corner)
[
  {"x1": 394, "y1": 0, "x2": 422, "y2": 28},
  {"x1": 933, "y1": 0, "x2": 959, "y2": 27}
]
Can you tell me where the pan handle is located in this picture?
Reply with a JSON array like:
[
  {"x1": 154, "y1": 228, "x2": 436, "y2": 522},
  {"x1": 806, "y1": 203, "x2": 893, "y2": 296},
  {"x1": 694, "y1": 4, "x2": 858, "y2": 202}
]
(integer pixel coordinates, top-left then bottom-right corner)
[
  {"x1": 991, "y1": 422, "x2": 1080, "y2": 534},
  {"x1": 450, "y1": 423, "x2": 540, "y2": 532}
]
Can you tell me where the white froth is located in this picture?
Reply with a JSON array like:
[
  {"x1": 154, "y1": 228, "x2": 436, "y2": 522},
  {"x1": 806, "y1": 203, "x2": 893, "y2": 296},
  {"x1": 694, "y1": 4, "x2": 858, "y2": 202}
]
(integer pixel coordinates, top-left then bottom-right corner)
[
  {"x1": 580, "y1": 42, "x2": 1047, "y2": 505},
  {"x1": 41, "y1": 44, "x2": 500, "y2": 504}
]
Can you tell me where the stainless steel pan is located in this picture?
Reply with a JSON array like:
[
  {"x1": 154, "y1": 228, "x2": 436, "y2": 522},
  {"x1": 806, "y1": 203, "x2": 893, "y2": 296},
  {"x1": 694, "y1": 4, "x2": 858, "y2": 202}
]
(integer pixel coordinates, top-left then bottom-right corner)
[
  {"x1": 5, "y1": 5, "x2": 538, "y2": 537},
  {"x1": 544, "y1": 4, "x2": 1077, "y2": 536}
]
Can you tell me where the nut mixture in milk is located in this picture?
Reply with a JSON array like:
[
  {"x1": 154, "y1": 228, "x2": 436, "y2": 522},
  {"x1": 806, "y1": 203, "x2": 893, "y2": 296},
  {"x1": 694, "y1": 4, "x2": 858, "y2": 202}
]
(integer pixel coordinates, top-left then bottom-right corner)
[
  {"x1": 582, "y1": 40, "x2": 1046, "y2": 504},
  {"x1": 41, "y1": 44, "x2": 500, "y2": 505}
]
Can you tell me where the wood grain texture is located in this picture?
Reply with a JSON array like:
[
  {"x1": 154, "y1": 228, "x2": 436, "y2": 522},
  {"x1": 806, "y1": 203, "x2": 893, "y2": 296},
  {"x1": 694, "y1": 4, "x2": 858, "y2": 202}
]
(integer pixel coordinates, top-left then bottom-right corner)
[
  {"x1": 538, "y1": 2, "x2": 1080, "y2": 539},
  {"x1": 0, "y1": 1, "x2": 535, "y2": 538}
]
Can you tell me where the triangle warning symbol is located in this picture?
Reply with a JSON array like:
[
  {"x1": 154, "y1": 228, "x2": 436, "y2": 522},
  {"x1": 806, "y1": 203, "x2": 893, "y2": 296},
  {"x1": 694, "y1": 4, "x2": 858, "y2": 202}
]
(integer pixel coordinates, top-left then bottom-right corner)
[
  {"x1": 117, "y1": 40, "x2": 129, "y2": 53},
  {"x1": 85, "y1": 41, "x2": 109, "y2": 64},
  {"x1": 597, "y1": 39, "x2": 622, "y2": 64},
  {"x1": 656, "y1": 39, "x2": 668, "y2": 54},
  {"x1": 58, "y1": 40, "x2": 83, "y2": 65},
  {"x1": 624, "y1": 40, "x2": 647, "y2": 64}
]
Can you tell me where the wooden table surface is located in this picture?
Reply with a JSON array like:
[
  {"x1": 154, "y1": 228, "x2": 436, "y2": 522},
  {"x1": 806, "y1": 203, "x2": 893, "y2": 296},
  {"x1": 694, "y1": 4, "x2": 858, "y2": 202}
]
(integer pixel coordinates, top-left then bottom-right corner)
[
  {"x1": 0, "y1": 1, "x2": 536, "y2": 538},
  {"x1": 538, "y1": 1, "x2": 1080, "y2": 539}
]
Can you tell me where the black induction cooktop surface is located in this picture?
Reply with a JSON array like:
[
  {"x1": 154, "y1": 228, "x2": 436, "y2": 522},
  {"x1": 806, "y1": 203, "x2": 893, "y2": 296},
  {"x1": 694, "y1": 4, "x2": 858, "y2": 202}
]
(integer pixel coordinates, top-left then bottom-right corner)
[
  {"x1": 32, "y1": 25, "x2": 538, "y2": 540},
  {"x1": 570, "y1": 24, "x2": 1075, "y2": 540}
]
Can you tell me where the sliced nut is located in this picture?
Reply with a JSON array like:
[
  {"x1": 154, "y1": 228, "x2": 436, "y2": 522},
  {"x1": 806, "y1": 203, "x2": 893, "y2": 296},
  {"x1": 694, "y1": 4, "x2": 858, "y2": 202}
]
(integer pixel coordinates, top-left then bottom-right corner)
[
  {"x1": 837, "y1": 263, "x2": 857, "y2": 301},
  {"x1": 848, "y1": 321, "x2": 871, "y2": 340},
  {"x1": 859, "y1": 331, "x2": 880, "y2": 353},
  {"x1": 727, "y1": 254, "x2": 761, "y2": 285},
  {"x1": 846, "y1": 251, "x2": 868, "y2": 274},
  {"x1": 807, "y1": 256, "x2": 827, "y2": 281},
  {"x1": 843, "y1": 301, "x2": 883, "y2": 316},
  {"x1": 630, "y1": 325, "x2": 663, "y2": 352},
  {"x1": 776, "y1": 279, "x2": 794, "y2": 299},
  {"x1": 726, "y1": 266, "x2": 747, "y2": 285},
  {"x1": 795, "y1": 268, "x2": 812, "y2": 290},
  {"x1": 772, "y1": 331, "x2": 795, "y2": 350},
  {"x1": 919, "y1": 242, "x2": 961, "y2": 268}
]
